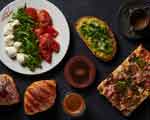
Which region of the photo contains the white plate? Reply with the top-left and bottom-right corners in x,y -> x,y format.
0,0 -> 70,75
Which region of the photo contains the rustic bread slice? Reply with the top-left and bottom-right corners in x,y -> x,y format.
0,74 -> 20,105
75,16 -> 117,61
24,80 -> 56,115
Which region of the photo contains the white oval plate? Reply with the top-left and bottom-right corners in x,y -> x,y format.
0,0 -> 70,75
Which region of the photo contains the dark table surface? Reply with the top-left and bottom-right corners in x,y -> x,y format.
0,0 -> 150,120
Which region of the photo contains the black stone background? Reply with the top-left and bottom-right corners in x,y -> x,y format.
0,0 -> 150,120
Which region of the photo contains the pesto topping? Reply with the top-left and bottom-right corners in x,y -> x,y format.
79,20 -> 113,55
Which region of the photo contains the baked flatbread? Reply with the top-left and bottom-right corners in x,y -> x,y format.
97,45 -> 150,116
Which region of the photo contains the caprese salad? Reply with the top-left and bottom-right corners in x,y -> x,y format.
4,6 -> 60,71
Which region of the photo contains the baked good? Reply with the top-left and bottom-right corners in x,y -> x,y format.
24,80 -> 56,115
0,74 -> 20,105
97,45 -> 150,116
75,16 -> 117,61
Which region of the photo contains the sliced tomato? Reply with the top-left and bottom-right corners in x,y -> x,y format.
51,40 -> 60,53
40,48 -> 52,63
37,10 -> 52,27
39,33 -> 52,44
38,32 -> 60,63
45,26 -> 58,37
34,27 -> 45,38
40,33 -> 52,39
39,33 -> 52,63
34,26 -> 58,38
25,7 -> 37,20
40,46 -> 53,63
39,34 -> 48,47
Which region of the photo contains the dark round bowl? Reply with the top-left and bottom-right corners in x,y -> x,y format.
129,8 -> 149,31
64,56 -> 96,89
117,0 -> 150,40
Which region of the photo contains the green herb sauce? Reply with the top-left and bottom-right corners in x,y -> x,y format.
79,20 -> 113,55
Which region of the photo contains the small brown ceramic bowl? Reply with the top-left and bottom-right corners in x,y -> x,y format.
64,56 -> 96,89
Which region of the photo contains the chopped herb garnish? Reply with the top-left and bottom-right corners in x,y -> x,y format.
131,56 -> 146,69
79,20 -> 113,55
116,79 -> 131,93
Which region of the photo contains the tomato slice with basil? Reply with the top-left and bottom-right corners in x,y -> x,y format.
25,7 -> 37,20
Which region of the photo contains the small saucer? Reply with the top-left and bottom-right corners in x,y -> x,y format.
117,0 -> 150,40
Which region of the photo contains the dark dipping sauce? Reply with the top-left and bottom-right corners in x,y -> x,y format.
64,56 -> 96,88
70,60 -> 89,84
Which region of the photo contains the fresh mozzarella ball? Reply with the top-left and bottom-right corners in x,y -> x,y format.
4,34 -> 14,46
5,47 -> 17,58
16,53 -> 27,64
3,23 -> 13,36
11,19 -> 20,26
14,42 -> 22,49
5,40 -> 14,46
5,34 -> 14,40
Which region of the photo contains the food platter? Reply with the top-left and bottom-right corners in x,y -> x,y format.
0,0 -> 150,120
0,0 -> 70,75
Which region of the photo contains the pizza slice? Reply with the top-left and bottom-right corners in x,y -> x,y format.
97,45 -> 150,116
0,74 -> 20,105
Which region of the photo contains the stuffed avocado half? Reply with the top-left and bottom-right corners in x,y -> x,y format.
75,16 -> 117,61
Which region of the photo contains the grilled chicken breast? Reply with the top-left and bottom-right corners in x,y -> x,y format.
24,80 -> 56,115
0,74 -> 20,105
